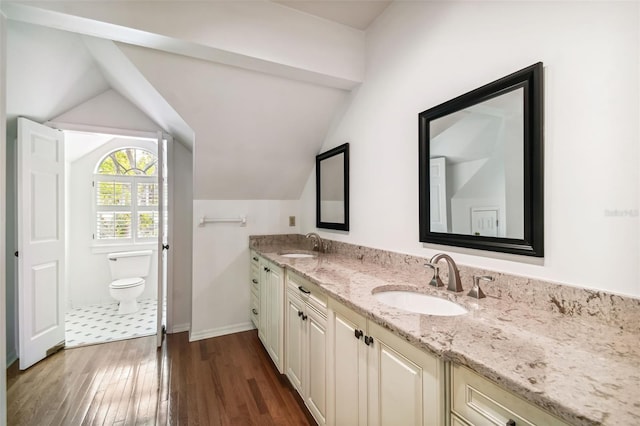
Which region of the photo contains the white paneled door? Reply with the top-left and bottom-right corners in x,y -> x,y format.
17,118 -> 65,370
429,157 -> 447,233
157,132 -> 174,347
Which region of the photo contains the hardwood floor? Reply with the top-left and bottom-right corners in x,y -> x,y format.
7,330 -> 313,425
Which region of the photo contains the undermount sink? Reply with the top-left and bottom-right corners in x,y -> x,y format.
373,290 -> 468,316
279,251 -> 316,259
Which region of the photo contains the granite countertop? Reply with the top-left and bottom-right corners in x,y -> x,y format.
251,242 -> 640,426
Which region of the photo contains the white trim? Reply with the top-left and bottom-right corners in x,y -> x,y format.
6,351 -> 17,369
0,12 -> 7,423
46,121 -> 160,140
91,242 -> 156,255
169,323 -> 191,334
188,322 -> 255,342
165,135 -> 175,334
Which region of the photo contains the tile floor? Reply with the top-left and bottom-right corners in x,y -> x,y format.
65,298 -> 158,348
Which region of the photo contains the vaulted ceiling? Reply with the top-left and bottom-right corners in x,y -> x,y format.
3,1 -> 389,199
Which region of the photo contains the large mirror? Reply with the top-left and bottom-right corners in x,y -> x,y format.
419,63 -> 543,257
316,143 -> 349,231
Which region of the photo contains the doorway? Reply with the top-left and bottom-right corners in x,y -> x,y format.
64,131 -> 165,348
14,119 -> 172,368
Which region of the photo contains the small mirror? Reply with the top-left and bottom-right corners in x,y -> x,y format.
316,143 -> 349,231
419,63 -> 543,256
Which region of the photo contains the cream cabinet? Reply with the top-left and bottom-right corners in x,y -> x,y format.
249,251 -> 260,329
451,364 -> 569,426
256,253 -> 284,373
285,272 -> 328,426
328,299 -> 444,426
328,299 -> 368,426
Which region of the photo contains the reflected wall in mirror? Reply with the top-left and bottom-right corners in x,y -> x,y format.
419,63 -> 543,257
316,143 -> 349,231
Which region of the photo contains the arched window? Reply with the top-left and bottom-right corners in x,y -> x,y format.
94,148 -> 159,243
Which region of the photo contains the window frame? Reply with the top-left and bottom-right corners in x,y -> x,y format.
92,148 -> 159,246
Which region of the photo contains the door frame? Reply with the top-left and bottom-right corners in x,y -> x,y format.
44,122 -> 175,337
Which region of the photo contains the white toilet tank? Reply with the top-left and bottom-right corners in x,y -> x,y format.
107,250 -> 153,279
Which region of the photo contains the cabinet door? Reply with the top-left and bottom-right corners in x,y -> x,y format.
328,301 -> 368,426
367,321 -> 442,426
305,307 -> 327,425
285,291 -> 305,395
266,264 -> 284,373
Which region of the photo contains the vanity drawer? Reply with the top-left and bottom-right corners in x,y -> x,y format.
287,271 -> 327,315
250,263 -> 260,295
250,250 -> 260,267
451,364 -> 568,426
250,292 -> 259,328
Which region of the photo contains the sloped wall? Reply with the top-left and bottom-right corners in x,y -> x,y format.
300,1 -> 640,297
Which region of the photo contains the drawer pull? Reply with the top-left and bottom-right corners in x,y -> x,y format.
252,308 -> 258,315
252,279 -> 258,284
298,310 -> 304,317
354,329 -> 363,339
364,336 -> 374,346
298,286 -> 311,294
506,421 -> 516,426
253,256 -> 259,261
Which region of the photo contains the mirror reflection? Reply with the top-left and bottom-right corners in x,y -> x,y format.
419,62 -> 544,257
320,154 -> 345,223
429,88 -> 524,238
316,143 -> 349,231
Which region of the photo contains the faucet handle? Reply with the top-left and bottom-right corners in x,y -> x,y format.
468,275 -> 493,299
424,263 -> 444,287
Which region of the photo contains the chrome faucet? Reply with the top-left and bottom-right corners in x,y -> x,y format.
424,263 -> 444,288
430,253 -> 463,292
305,232 -> 323,252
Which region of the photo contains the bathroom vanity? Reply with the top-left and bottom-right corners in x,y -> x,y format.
249,234 -> 640,426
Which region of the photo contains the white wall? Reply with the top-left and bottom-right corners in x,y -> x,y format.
190,199 -> 299,340
301,1 -> 640,297
119,42 -> 348,200
67,137 -> 159,307
1,9 -> 9,421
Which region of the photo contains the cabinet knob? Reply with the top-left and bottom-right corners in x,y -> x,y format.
302,314 -> 308,321
252,279 -> 258,284
364,336 -> 374,346
298,310 -> 304,317
253,256 -> 259,261
252,308 -> 258,315
354,329 -> 363,339
506,420 -> 516,426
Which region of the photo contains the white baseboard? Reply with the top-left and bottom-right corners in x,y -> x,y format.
169,323 -> 190,334
189,321 -> 255,342
6,350 -> 17,369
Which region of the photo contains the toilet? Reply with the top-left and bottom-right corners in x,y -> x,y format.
107,250 -> 152,315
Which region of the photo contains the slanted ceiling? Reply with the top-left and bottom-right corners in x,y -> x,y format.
4,4 -> 354,200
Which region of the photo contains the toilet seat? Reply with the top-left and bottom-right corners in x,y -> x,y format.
110,277 -> 144,289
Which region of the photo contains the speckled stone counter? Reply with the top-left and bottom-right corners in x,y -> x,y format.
250,234 -> 640,426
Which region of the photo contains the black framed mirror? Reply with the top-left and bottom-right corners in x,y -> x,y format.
316,143 -> 349,231
419,63 -> 543,257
